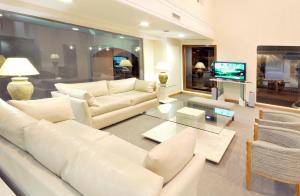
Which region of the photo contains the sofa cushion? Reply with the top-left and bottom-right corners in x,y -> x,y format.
144,128 -> 196,184
53,87 -> 96,106
92,135 -> 147,166
135,80 -> 156,93
9,97 -> 75,123
108,78 -> 136,94
55,80 -> 108,97
0,99 -> 37,150
62,147 -> 163,196
24,120 -> 82,176
116,91 -> 157,105
90,96 -> 131,116
55,120 -> 110,143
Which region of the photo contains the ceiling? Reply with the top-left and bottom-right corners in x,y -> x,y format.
12,0 -> 209,40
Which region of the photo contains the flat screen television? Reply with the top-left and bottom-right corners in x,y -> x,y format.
113,56 -> 128,67
213,61 -> 246,81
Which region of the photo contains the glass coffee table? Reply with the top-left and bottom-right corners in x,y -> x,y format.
145,100 -> 234,134
143,99 -> 236,163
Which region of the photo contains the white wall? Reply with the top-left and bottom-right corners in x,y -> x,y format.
212,0 -> 300,101
143,38 -> 182,94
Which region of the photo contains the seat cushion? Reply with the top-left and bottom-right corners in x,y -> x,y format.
144,128 -> 197,184
135,80 -> 156,93
62,147 -> 163,196
116,91 -> 157,105
92,135 -> 147,166
55,120 -> 110,143
55,80 -> 108,97
108,78 -> 136,94
9,97 -> 75,123
90,96 -> 131,116
24,120 -> 82,176
0,99 -> 37,150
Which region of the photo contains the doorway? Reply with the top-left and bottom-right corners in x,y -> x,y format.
183,45 -> 217,93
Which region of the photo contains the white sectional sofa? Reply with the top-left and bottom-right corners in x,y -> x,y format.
51,78 -> 159,129
0,97 -> 205,196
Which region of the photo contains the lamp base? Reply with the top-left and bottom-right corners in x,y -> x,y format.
7,77 -> 34,100
159,72 -> 168,86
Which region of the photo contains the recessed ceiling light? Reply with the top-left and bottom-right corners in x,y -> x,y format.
98,47 -> 102,51
140,21 -> 149,27
0,14 -> 3,17
119,36 -> 125,39
178,33 -> 185,38
69,45 -> 74,50
89,47 -> 93,51
72,27 -> 79,31
106,47 -> 110,51
60,0 -> 73,3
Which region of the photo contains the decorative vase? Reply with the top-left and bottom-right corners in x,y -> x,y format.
7,77 -> 34,100
159,72 -> 168,86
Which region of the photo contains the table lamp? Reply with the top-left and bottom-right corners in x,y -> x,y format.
0,58 -> 40,100
195,62 -> 206,78
156,61 -> 170,86
0,55 -> 5,67
120,59 -> 132,67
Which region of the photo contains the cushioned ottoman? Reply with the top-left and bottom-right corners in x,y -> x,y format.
176,107 -> 205,129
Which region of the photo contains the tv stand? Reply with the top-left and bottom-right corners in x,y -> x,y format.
210,79 -> 251,107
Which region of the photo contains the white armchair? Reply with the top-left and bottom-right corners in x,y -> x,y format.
256,110 -> 300,131
246,123 -> 300,196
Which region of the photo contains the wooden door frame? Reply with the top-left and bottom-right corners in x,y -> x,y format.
182,45 -> 217,93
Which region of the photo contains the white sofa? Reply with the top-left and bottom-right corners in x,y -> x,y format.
0,97 -> 205,196
51,78 -> 159,129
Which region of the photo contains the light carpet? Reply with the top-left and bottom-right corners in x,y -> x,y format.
104,94 -> 295,196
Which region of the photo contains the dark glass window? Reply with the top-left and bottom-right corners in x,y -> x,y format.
0,10 -> 143,100
257,46 -> 300,108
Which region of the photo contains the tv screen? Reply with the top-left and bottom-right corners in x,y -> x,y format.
213,61 -> 246,81
113,56 -> 128,67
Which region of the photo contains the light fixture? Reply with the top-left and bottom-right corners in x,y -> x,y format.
59,0 -> 73,3
0,58 -> 40,100
106,47 -> 110,51
140,21 -> 149,27
119,36 -> 125,39
69,45 -> 74,50
0,13 -> 3,17
98,47 -> 102,51
178,33 -> 185,38
72,27 -> 79,31
120,60 -> 132,67
89,47 -> 93,51
135,46 -> 141,52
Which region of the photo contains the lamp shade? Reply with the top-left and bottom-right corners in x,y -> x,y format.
120,59 -> 132,67
0,58 -> 39,76
195,62 -> 206,69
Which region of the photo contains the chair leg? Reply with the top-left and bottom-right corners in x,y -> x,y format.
246,140 -> 252,190
296,184 -> 300,196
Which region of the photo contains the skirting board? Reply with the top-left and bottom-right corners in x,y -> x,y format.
142,121 -> 235,163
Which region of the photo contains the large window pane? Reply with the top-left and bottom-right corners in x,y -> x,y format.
257,46 -> 300,107
0,10 -> 143,100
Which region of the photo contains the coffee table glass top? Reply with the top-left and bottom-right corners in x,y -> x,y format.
145,99 -> 234,134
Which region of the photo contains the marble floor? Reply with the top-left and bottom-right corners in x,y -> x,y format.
104,94 -> 296,196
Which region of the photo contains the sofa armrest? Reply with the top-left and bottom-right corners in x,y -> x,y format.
250,140 -> 300,183
160,154 -> 205,196
259,110 -> 300,121
255,125 -> 300,148
51,91 -> 92,126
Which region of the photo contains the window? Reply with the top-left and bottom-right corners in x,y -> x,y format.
0,10 -> 143,100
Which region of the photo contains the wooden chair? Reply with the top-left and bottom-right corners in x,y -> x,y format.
246,123 -> 300,196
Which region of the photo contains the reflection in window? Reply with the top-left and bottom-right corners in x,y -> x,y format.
257,46 -> 300,108
183,46 -> 216,92
0,10 -> 143,100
